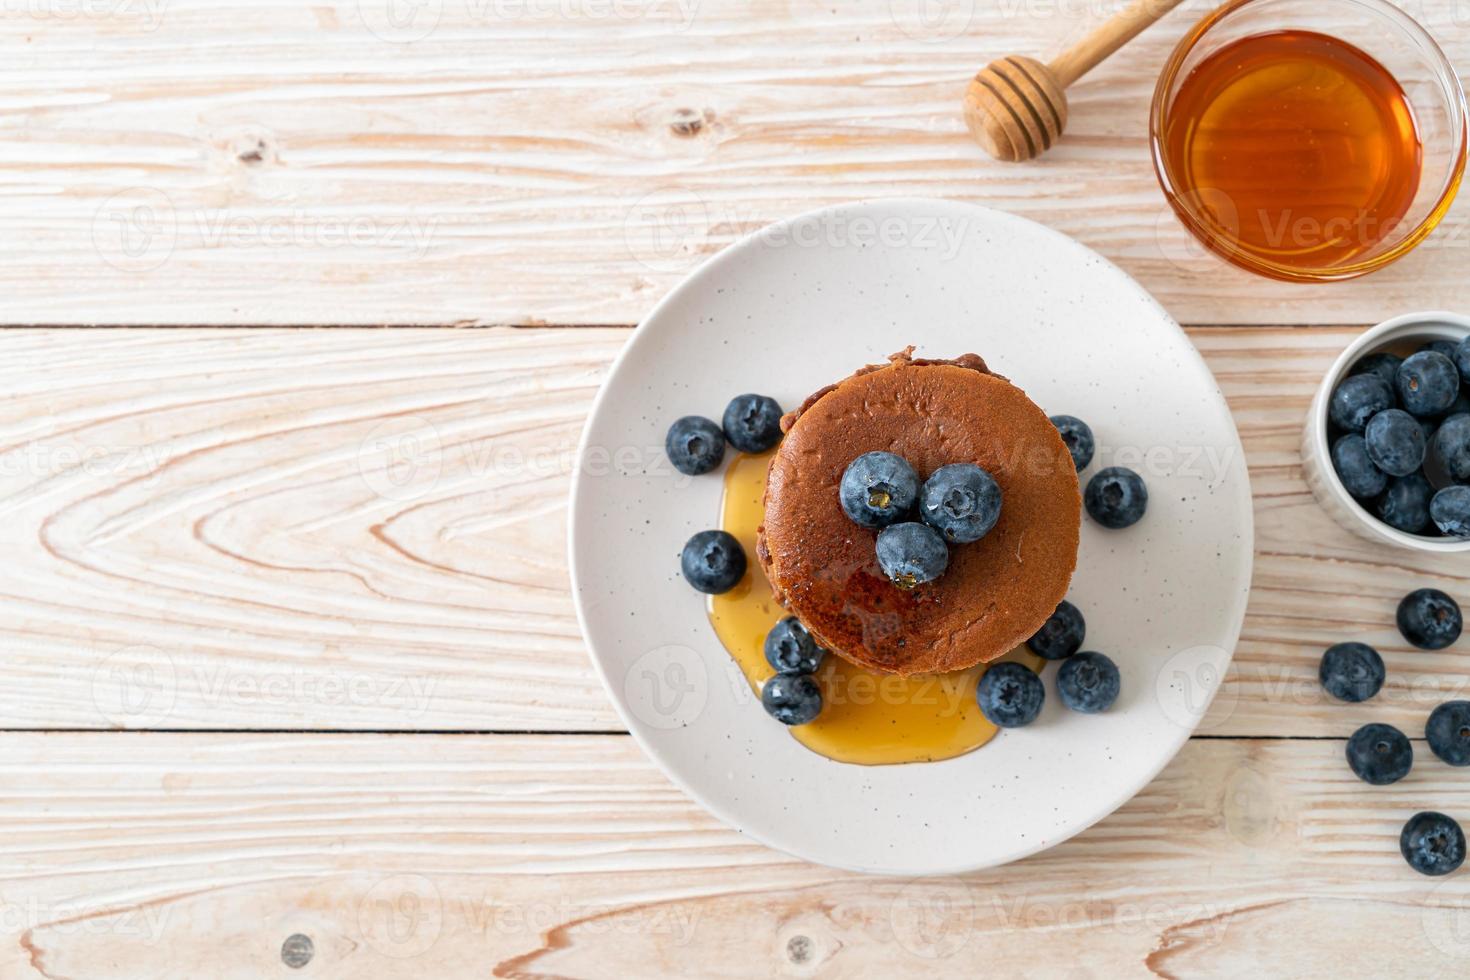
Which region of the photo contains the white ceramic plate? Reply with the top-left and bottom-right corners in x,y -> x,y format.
569,198 -> 1253,875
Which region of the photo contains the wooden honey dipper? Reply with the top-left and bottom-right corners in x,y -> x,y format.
964,0 -> 1186,161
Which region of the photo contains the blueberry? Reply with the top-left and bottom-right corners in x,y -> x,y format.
1056,651 -> 1120,714
976,661 -> 1044,728
1427,701 -> 1470,766
1364,408 -> 1426,477
1430,414 -> 1470,481
1431,485 -> 1470,538
665,416 -> 725,476
1397,351 -> 1461,418
839,451 -> 919,528
1376,473 -> 1433,534
1084,467 -> 1148,529
1397,588 -> 1462,650
1027,600 -> 1085,661
761,673 -> 822,725
722,394 -> 783,453
1454,336 -> 1470,384
1050,415 -> 1095,471
1345,723 -> 1413,785
1352,351 -> 1404,389
679,529 -> 746,594
875,521 -> 949,588
1400,811 -> 1466,877
1319,641 -> 1384,703
764,616 -> 826,675
918,463 -> 1002,544
1329,373 -> 1395,433
1330,434 -> 1387,499
1423,339 -> 1460,360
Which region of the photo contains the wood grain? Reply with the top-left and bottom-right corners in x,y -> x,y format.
2,0 -> 1468,326
0,327 -> 625,730
2,733 -> 1468,978
0,325 -> 1464,736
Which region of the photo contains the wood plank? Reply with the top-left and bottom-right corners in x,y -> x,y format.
3,1 -> 1468,326
1,326 -> 1465,734
2,733 -> 1468,979
0,327 -> 625,730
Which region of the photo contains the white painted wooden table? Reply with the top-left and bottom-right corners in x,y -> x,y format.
5,1 -> 1470,976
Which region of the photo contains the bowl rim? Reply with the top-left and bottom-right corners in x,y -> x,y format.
1149,0 -> 1469,283
1307,310 -> 1470,552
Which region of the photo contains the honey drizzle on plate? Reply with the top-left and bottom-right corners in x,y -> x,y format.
707,450 -> 1041,766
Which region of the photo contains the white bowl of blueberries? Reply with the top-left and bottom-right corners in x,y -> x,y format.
1304,310 -> 1470,551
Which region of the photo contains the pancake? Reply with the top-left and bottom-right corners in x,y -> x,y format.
756,348 -> 1080,675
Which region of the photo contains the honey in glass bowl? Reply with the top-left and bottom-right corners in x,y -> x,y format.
1160,30 -> 1421,271
1150,0 -> 1467,283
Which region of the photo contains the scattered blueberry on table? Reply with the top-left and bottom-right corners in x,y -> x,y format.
722,393 -> 783,453
1330,434 -> 1387,499
1316,586 -> 1470,873
761,673 -> 823,726
1400,811 -> 1466,877
976,662 -> 1045,728
1430,485 -> 1470,538
1049,414 -> 1095,471
1364,408 -> 1425,477
918,463 -> 1002,544
1319,641 -> 1385,703
1397,350 -> 1460,417
1426,701 -> 1470,767
839,451 -> 920,528
1056,651 -> 1120,714
764,616 -> 826,675
1396,588 -> 1462,650
1084,466 -> 1148,529
1345,723 -> 1412,785
665,415 -> 725,475
1329,373 -> 1395,433
875,521 -> 949,588
1027,600 -> 1085,661
679,529 -> 747,594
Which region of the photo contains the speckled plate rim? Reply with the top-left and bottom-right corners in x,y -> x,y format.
568,197 -> 1254,876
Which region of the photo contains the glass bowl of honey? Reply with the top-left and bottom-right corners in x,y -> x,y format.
1150,0 -> 1467,282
